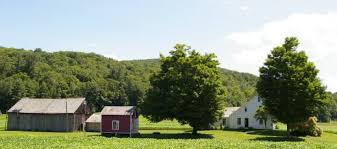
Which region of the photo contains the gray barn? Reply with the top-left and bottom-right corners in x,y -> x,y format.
7,98 -> 90,132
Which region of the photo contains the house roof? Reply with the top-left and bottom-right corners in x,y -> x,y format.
223,107 -> 240,117
85,113 -> 101,123
101,106 -> 136,115
7,97 -> 85,114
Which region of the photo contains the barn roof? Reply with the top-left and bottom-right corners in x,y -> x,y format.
7,98 -> 85,114
101,106 -> 136,115
223,107 -> 240,117
86,113 -> 101,123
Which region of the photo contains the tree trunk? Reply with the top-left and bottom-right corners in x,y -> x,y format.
287,123 -> 291,137
192,127 -> 198,135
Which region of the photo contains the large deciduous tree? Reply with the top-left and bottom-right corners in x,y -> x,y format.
257,37 -> 327,135
142,44 -> 225,134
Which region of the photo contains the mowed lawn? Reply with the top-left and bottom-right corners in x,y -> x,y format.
0,115 -> 336,148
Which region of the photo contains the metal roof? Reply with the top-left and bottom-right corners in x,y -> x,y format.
85,113 -> 101,123
101,106 -> 136,115
7,97 -> 85,114
223,107 -> 240,117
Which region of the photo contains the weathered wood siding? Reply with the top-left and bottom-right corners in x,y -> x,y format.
7,113 -> 84,131
85,122 -> 101,132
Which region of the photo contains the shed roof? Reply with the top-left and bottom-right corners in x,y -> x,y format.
101,106 -> 136,115
86,113 -> 101,123
223,107 -> 240,117
7,98 -> 85,114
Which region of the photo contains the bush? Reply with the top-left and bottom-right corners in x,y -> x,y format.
290,117 -> 322,137
275,124 -> 280,130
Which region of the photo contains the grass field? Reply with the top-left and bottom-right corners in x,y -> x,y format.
0,114 -> 336,148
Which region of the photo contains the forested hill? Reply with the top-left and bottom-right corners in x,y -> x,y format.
0,47 -> 258,112
123,59 -> 258,106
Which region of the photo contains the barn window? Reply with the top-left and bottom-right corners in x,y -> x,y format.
259,119 -> 263,125
112,120 -> 119,130
237,118 -> 241,125
244,107 -> 247,112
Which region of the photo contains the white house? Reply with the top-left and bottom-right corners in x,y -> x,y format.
223,96 -> 275,129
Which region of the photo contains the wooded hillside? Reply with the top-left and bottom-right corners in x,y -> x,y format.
0,47 -> 258,112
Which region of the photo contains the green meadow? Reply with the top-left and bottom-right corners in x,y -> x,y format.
0,115 -> 336,148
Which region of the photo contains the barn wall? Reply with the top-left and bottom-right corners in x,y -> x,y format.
85,122 -> 100,132
7,113 -> 84,131
73,114 -> 86,131
101,115 -> 130,133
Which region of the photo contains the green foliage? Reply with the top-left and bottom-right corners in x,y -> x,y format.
317,92 -> 337,122
257,37 -> 328,132
0,48 -> 146,112
254,106 -> 269,128
0,46 -> 258,113
142,44 -> 225,134
220,69 -> 258,106
290,117 -> 322,137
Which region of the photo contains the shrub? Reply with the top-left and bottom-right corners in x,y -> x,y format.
275,124 -> 280,130
290,117 -> 322,137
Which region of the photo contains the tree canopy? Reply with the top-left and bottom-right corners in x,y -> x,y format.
256,37 -> 328,134
0,47 -> 258,113
142,44 -> 225,134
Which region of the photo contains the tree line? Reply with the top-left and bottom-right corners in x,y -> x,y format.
0,47 -> 257,113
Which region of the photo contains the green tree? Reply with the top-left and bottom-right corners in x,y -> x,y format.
142,44 -> 225,134
257,37 -> 327,136
254,106 -> 269,128
0,46 -> 257,114
318,92 -> 337,121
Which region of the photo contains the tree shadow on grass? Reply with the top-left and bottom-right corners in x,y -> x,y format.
246,130 -> 287,137
135,133 -> 213,139
250,136 -> 305,142
223,129 -> 304,142
99,132 -> 213,139
223,129 -> 286,136
325,130 -> 337,135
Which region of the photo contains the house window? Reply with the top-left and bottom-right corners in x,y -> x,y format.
223,118 -> 226,126
112,120 -> 119,130
259,119 -> 263,125
237,118 -> 241,125
244,107 -> 247,112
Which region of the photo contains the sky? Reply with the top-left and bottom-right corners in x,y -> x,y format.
0,0 -> 337,92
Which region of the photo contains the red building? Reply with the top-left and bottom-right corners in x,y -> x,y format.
101,106 -> 139,136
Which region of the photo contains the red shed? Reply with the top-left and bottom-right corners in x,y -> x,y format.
101,106 -> 139,136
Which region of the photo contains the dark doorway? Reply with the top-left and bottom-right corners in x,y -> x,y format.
245,118 -> 249,128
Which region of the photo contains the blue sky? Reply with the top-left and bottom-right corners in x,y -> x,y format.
1,0 -> 337,92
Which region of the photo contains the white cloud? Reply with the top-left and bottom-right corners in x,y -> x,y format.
239,5 -> 249,11
224,12 -> 337,92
